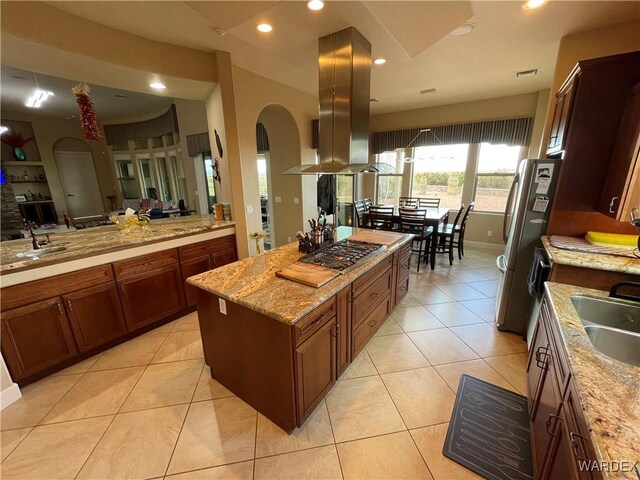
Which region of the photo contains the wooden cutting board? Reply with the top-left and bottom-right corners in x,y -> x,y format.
276,262 -> 340,288
348,230 -> 404,246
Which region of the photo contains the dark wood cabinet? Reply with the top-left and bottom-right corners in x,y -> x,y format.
294,314 -> 337,424
598,77 -> 640,220
181,255 -> 212,307
547,76 -> 577,156
63,283 -> 127,352
1,297 -> 78,380
213,247 -> 237,267
392,244 -> 411,307
118,263 -> 186,332
527,296 -> 601,480
336,287 -> 352,377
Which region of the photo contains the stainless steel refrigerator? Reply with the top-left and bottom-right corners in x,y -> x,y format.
495,158 -> 562,336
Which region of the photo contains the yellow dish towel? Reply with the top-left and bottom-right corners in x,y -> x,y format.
585,231 -> 639,247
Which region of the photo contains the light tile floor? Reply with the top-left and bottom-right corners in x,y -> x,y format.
0,247 -> 529,480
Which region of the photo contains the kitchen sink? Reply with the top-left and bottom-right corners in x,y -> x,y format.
583,325 -> 640,367
570,294 -> 640,366
17,246 -> 67,258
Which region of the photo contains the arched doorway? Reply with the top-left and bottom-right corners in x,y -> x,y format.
53,137 -> 104,218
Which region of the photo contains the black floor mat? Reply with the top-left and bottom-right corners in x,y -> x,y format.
443,374 -> 533,480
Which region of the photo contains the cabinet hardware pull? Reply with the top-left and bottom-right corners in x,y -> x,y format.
545,414 -> 562,436
120,284 -> 126,296
331,323 -> 340,337
370,292 -> 380,300
369,320 -> 378,327
569,432 -> 589,461
57,302 -> 64,316
304,313 -> 325,332
67,300 -> 73,312
535,346 -> 550,369
609,196 -> 619,214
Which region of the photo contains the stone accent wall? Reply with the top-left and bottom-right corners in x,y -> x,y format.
1,169 -> 23,231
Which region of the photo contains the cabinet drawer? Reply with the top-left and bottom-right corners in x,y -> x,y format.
352,255 -> 393,297
114,249 -> 179,279
352,268 -> 392,330
178,235 -> 236,262
397,251 -> 411,281
294,297 -> 336,347
1,265 -> 114,311
352,297 -> 391,357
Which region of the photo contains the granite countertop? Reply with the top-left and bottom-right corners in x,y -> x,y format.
188,227 -> 413,325
544,282 -> 639,475
541,236 -> 640,275
0,216 -> 235,274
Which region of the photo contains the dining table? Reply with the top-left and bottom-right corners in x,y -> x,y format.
362,206 -> 450,270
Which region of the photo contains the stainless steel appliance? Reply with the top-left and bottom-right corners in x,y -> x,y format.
495,158 -> 563,336
298,239 -> 383,271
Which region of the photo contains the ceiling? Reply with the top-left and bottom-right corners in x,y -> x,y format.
0,66 -> 174,122
25,1 -> 640,114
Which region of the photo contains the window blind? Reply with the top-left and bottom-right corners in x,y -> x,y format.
370,117 -> 533,154
104,105 -> 179,145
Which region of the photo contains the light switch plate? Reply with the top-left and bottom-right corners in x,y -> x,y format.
219,298 -> 227,315
275,196 -> 282,203
293,197 -> 300,204
246,205 -> 254,214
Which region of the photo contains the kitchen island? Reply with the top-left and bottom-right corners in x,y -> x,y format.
0,216 -> 236,385
188,227 -> 413,432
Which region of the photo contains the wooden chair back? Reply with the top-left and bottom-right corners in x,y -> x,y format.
417,197 -> 441,209
399,197 -> 418,208
399,208 -> 427,237
368,205 -> 394,230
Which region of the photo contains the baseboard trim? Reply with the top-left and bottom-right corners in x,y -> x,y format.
1,383 -> 22,410
464,240 -> 504,252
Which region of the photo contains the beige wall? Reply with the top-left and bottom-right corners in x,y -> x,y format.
231,66 -> 318,254
1,111 -> 115,220
541,20 -> 640,149
0,357 -> 13,392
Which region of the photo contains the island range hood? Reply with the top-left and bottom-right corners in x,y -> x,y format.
283,27 -> 394,175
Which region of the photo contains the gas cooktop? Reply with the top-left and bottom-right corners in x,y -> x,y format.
298,239 -> 384,271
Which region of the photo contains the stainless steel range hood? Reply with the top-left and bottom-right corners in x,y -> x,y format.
284,27 -> 394,175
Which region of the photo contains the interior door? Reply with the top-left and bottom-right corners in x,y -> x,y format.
55,151 -> 104,218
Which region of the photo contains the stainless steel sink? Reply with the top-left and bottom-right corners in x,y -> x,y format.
570,294 -> 640,366
583,325 -> 640,367
570,295 -> 640,333
16,246 -> 67,258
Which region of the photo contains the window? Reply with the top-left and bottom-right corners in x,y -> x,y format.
376,151 -> 404,205
155,155 -> 173,201
473,143 -> 523,212
170,153 -> 187,202
257,154 -> 268,197
115,157 -> 139,199
138,156 -> 157,199
410,144 -> 469,209
203,152 -> 217,212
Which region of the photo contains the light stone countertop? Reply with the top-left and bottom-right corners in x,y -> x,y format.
0,216 -> 235,274
544,282 -> 639,476
541,236 -> 640,275
188,227 -> 413,325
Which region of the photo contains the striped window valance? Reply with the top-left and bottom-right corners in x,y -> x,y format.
370,117 -> 533,154
256,123 -> 270,152
104,105 -> 179,145
186,132 -> 211,157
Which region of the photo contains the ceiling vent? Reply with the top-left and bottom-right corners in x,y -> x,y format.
515,69 -> 539,78
370,98 -> 379,103
113,94 -> 129,99
420,88 -> 437,95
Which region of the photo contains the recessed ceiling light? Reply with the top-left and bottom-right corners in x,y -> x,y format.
448,23 -> 475,37
149,82 -> 166,90
25,89 -> 54,108
212,26 -> 228,36
523,0 -> 548,9
307,0 -> 324,11
257,23 -> 273,33
374,58 -> 386,65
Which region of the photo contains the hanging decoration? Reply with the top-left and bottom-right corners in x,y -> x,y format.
213,129 -> 223,183
72,82 -> 103,141
1,131 -> 34,161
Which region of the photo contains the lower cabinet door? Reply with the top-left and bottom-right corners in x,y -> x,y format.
181,255 -> 212,307
295,316 -> 337,424
63,283 -> 127,352
213,248 -> 237,268
543,407 -> 579,480
395,274 -> 410,306
1,297 -> 78,381
118,264 -> 186,331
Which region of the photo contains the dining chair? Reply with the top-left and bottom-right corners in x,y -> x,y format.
399,197 -> 418,208
354,200 -> 367,227
363,198 -> 373,211
367,205 -> 395,231
398,208 -> 432,272
447,202 -> 474,258
434,204 -> 465,265
417,197 -> 441,209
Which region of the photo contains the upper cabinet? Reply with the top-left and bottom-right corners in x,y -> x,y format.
546,74 -> 578,157
597,76 -> 640,220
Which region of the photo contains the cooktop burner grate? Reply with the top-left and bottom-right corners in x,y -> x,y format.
298,240 -> 384,271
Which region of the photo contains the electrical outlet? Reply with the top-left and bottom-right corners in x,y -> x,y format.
487,230 -> 493,237
275,196 -> 282,203
246,205 -> 254,214
288,236 -> 292,242
219,298 -> 227,315
293,197 -> 300,204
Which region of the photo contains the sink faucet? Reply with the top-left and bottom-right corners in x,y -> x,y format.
24,221 -> 50,250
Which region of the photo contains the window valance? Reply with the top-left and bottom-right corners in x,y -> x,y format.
104,105 -> 179,145
256,123 -> 270,152
370,117 -> 533,154
186,132 -> 211,157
